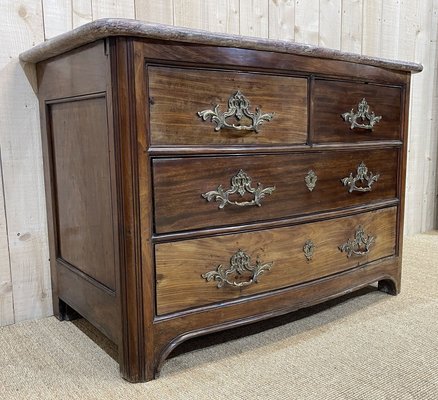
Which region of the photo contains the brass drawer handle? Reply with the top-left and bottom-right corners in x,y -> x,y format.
202,169 -> 275,209
197,91 -> 274,132
339,226 -> 375,257
342,98 -> 382,130
341,162 -> 380,193
202,249 -> 273,288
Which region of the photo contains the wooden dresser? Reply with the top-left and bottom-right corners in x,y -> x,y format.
20,19 -> 422,382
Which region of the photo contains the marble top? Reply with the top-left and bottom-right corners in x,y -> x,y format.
19,18 -> 422,72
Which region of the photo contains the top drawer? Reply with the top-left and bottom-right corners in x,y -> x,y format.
312,80 -> 402,143
148,66 -> 308,146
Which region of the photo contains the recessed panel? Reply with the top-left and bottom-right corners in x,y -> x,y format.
50,97 -> 115,290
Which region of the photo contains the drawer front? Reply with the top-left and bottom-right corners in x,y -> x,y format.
148,66 -> 307,145
312,80 -> 402,143
153,148 -> 398,233
155,207 -> 397,315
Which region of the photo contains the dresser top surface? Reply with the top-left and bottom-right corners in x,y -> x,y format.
19,18 -> 422,72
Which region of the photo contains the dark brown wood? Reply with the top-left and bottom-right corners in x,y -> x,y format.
148,66 -> 307,145
156,207 -> 397,314
26,23 -> 417,383
138,41 -> 410,85
312,79 -> 402,143
19,19 -> 422,73
49,96 -> 116,289
153,148 -> 399,233
152,256 -> 401,375
111,37 -> 146,382
37,41 -> 108,99
57,260 -> 119,342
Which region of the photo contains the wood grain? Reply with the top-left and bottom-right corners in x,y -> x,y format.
153,255 -> 401,373
0,0 -> 52,324
72,0 -> 93,28
37,41 -> 108,99
319,0 -> 341,49
138,41 -> 408,86
49,97 -> 116,290
295,0 -> 319,45
148,66 -> 308,145
155,207 -> 397,315
0,153 -> 14,326
312,79 -> 402,143
42,0 -> 73,39
239,0 -> 269,38
135,0 -> 173,25
268,0 -> 295,41
152,148 -> 399,233
341,0 -> 363,54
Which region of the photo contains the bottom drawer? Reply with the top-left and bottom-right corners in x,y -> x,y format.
155,207 -> 397,315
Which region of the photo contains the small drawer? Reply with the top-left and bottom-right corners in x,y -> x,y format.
155,207 -> 397,315
312,79 -> 402,143
152,148 -> 398,234
148,66 -> 307,145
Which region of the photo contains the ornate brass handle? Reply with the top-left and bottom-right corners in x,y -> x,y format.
202,169 -> 275,209
197,91 -> 274,132
339,226 -> 375,257
342,98 -> 382,130
341,162 -> 380,193
202,249 -> 273,288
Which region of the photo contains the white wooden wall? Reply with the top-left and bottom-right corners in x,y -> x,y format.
0,0 -> 436,326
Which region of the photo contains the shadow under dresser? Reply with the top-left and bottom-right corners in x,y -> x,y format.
19,19 -> 422,382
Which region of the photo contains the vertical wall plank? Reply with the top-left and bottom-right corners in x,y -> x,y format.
341,0 -> 363,53
405,0 -> 433,235
295,0 -> 319,45
319,0 -> 341,49
42,0 -> 72,39
173,0 -> 238,33
268,0 -> 295,41
397,0 -> 418,61
380,0 -> 401,59
0,152 -> 14,326
240,0 -> 269,37
92,0 -> 135,19
0,0 -> 51,324
135,0 -> 174,24
173,0 -> 202,28
420,0 -> 438,232
72,0 -> 92,28
362,0 -> 382,57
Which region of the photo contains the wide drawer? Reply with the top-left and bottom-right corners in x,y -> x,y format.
152,148 -> 398,233
155,207 -> 397,315
312,79 -> 402,143
148,66 -> 307,145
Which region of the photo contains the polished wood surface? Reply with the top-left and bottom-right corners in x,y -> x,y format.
312,79 -> 402,143
153,148 -> 398,233
37,41 -> 108,99
152,255 -> 401,375
148,66 -> 307,145
33,31 -> 414,383
138,41 -> 408,85
156,207 -> 397,314
50,96 -> 116,290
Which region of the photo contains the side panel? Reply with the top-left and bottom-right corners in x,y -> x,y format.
37,40 -> 121,343
49,96 -> 116,290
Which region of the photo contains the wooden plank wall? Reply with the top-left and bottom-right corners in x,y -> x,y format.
0,0 -> 436,326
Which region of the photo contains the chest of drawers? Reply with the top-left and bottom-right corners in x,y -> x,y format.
20,19 -> 422,382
